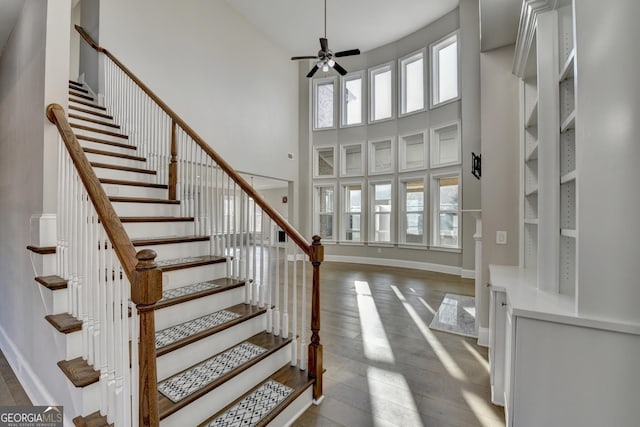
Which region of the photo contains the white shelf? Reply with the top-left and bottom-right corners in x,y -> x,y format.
526,100 -> 539,128
560,170 -> 577,184
561,228 -> 577,238
526,143 -> 539,161
560,110 -> 576,133
559,49 -> 575,82
525,186 -> 539,197
525,218 -> 539,225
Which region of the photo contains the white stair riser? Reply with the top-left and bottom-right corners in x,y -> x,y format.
73,128 -> 129,144
69,119 -> 121,134
92,167 -> 157,183
53,288 -> 68,314
68,108 -> 114,122
159,342 -> 291,427
123,221 -> 195,239
156,314 -> 267,380
65,330 -> 83,360
69,98 -> 104,111
103,183 -> 168,199
135,240 -> 210,261
274,386 -> 313,427
85,152 -> 148,169
80,381 -> 101,415
154,286 -> 245,330
78,140 -> 136,155
161,262 -> 227,290
111,202 -> 180,217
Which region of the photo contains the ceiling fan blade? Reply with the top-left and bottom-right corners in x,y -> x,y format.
306,65 -> 320,78
335,48 -> 361,58
332,61 -> 347,76
320,37 -> 329,52
291,56 -> 318,60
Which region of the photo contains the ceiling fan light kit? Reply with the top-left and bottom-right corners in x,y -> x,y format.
291,0 -> 361,78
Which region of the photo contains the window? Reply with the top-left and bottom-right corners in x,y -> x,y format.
430,121 -> 461,168
341,72 -> 364,127
369,138 -> 395,175
431,32 -> 459,107
399,50 -> 425,115
313,78 -> 336,129
340,143 -> 364,177
399,132 -> 427,171
314,184 -> 336,240
314,146 -> 336,178
400,178 -> 426,245
431,173 -> 460,248
341,182 -> 363,242
369,63 -> 394,122
369,181 -> 393,243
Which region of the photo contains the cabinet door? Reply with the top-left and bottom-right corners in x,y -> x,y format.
489,290 -> 507,406
504,308 -> 514,426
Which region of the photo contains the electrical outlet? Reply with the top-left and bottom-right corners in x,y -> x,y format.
496,231 -> 507,245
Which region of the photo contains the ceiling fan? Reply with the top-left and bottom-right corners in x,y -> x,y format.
291,0 -> 361,78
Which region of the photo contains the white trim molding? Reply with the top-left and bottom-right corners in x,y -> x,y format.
461,269 -> 476,279
477,326 -> 490,347
325,254 -> 464,277
512,0 -> 556,77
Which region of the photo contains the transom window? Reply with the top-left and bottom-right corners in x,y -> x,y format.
431,32 -> 459,107
369,63 -> 394,122
313,78 -> 336,129
400,50 -> 425,115
341,73 -> 363,127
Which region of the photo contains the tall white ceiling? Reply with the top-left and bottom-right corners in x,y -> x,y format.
224,0 -> 459,55
0,0 -> 24,58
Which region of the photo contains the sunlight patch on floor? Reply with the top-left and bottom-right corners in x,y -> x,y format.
417,296 -> 436,315
355,281 -> 395,364
462,340 -> 490,373
462,388 -> 504,426
390,285 -> 467,381
367,366 -> 424,427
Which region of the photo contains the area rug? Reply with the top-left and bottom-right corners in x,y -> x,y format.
429,293 -> 477,338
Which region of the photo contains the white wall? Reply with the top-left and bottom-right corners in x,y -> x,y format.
479,45 -> 520,328
0,0 -> 77,417
99,0 -> 299,184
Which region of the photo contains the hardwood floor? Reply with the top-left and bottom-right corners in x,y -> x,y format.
0,261 -> 504,426
293,262 -> 505,427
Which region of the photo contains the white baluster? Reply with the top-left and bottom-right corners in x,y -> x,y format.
291,246 -> 298,366
274,226 -> 280,336
300,254 -> 307,370
265,217 -> 273,333
259,210 -> 265,309
283,239 -> 289,339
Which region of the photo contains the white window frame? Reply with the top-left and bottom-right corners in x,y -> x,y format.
313,76 -> 337,130
340,71 -> 365,128
340,180 -> 365,243
398,131 -> 428,172
398,48 -> 426,116
313,145 -> 337,178
430,31 -> 460,109
398,175 -> 428,246
430,170 -> 462,250
340,142 -> 365,177
430,120 -> 461,168
368,178 -> 395,245
368,137 -> 396,176
368,61 -> 396,123
313,182 -> 337,242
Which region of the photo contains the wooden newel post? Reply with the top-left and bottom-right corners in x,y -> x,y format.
168,120 -> 178,200
307,235 -> 324,401
131,249 -> 162,427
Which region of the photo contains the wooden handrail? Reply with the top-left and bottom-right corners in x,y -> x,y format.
75,25 -> 311,254
47,104 -> 138,276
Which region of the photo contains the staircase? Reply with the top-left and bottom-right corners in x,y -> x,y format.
33,26 -> 324,427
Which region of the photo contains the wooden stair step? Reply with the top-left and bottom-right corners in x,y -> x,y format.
71,123 -> 128,139
157,277 -> 243,310
84,147 -> 146,162
68,85 -> 88,94
198,365 -> 314,427
132,235 -> 209,246
76,134 -> 135,150
108,196 -> 180,204
99,178 -> 166,189
35,275 -> 67,290
68,98 -> 107,111
156,255 -> 226,272
69,113 -> 120,129
58,357 -> 99,387
69,90 -> 94,101
158,332 -> 292,420
90,162 -> 155,175
73,411 -> 112,427
156,303 -> 262,356
26,245 -> 56,255
120,216 -> 193,223
45,313 -> 82,334
69,105 -> 113,120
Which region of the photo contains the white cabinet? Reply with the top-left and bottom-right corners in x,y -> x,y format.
488,288 -> 506,406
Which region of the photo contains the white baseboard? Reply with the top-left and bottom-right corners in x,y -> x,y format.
461,269 -> 476,279
324,255 -> 463,277
477,327 -> 489,347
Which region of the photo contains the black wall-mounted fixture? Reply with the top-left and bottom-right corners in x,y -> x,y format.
472,152 -> 481,180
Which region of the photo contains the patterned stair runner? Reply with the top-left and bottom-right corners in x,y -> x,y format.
155,310 -> 241,349
160,281 -> 222,302
158,342 -> 267,403
203,380 -> 293,427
